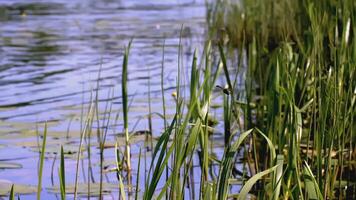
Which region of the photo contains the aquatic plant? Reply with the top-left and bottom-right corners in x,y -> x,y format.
208,0 -> 356,199
4,1 -> 356,199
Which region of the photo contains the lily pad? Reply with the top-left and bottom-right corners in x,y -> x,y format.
47,182 -> 119,196
0,180 -> 36,196
0,162 -> 22,169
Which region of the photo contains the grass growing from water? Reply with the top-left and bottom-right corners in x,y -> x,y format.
5,1 -> 355,199
207,0 -> 355,199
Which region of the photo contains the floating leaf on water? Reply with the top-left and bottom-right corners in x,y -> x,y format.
47,130 -> 82,138
29,144 -> 86,159
0,180 -> 36,196
47,182 -> 119,196
0,107 -> 17,111
16,139 -> 66,148
0,121 -> 34,130
0,162 -> 22,169
0,131 -> 36,140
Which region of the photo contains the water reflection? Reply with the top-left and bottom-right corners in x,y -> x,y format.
0,0 -> 205,118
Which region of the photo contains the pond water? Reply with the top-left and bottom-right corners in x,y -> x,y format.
0,0 -> 223,199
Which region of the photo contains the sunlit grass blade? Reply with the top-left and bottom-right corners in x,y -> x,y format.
59,145 -> 66,200
238,164 -> 280,200
217,129 -> 253,199
114,141 -> 126,200
135,148 -> 142,200
303,161 -> 323,200
118,174 -> 126,200
272,155 -> 284,200
144,115 -> 177,200
9,184 -> 14,200
74,97 -> 94,200
37,122 -> 47,200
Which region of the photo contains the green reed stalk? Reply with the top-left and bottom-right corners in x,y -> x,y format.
160,39 -> 169,200
37,123 -> 47,200
74,98 -> 95,200
95,64 -> 102,199
115,141 -> 126,200
59,145 -> 66,200
135,148 -> 142,200
9,184 -> 14,200
170,25 -> 184,199
122,40 -> 132,178
207,0 -> 355,199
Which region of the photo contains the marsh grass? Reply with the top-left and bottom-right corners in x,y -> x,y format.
6,1 -> 356,199
59,145 -> 66,200
122,40 -> 132,179
207,0 -> 356,199
37,123 -> 47,200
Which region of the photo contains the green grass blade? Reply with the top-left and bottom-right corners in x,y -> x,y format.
114,141 -> 126,200
272,155 -> 284,200
59,145 -> 66,200
303,161 -> 323,200
218,44 -> 233,95
122,40 -> 133,174
135,148 -> 142,200
74,98 -> 94,200
9,184 -> 14,200
238,164 -> 280,200
255,128 -> 276,163
144,115 -> 177,200
122,39 -> 132,130
118,173 -> 126,200
37,123 -> 47,200
217,129 -> 253,199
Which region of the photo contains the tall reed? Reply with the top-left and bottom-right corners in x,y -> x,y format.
122,40 -> 132,178
208,0 -> 356,199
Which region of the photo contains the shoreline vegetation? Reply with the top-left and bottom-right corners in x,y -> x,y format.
207,0 -> 355,199
3,0 -> 356,199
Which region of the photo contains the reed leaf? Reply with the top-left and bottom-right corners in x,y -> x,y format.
37,123 -> 47,200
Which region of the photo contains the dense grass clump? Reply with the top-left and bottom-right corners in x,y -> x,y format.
206,0 -> 356,199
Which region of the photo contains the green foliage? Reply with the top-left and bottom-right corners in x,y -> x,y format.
59,145 -> 66,200
37,123 -> 47,200
11,2 -> 354,199
208,0 -> 356,199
